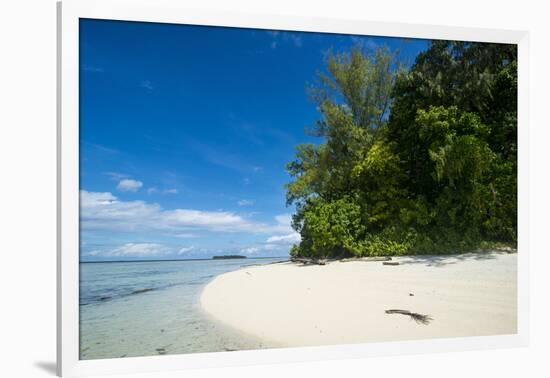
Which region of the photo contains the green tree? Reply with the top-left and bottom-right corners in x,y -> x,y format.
388,41 -> 517,245
293,197 -> 365,259
286,46 -> 403,257
286,41 -> 517,258
415,106 -> 494,233
388,41 -> 517,197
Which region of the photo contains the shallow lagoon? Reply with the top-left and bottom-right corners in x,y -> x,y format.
79,258 -> 284,359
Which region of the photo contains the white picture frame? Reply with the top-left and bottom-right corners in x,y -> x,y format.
57,0 -> 530,376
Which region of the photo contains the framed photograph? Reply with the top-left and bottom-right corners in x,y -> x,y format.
57,0 -> 529,376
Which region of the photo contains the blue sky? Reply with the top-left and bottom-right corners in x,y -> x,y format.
79,18 -> 429,261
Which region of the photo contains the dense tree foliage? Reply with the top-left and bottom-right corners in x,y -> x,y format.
286,42 -> 517,258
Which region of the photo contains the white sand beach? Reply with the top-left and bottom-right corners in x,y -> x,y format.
200,251 -> 517,347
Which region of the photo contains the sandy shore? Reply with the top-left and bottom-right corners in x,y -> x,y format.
200,251 -> 517,347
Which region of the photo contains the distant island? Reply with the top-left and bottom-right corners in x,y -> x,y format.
212,255 -> 247,260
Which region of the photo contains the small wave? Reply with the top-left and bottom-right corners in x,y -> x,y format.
131,288 -> 154,295
82,268 -> 243,306
82,287 -> 156,305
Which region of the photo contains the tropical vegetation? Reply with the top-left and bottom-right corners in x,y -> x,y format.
286,41 -> 517,258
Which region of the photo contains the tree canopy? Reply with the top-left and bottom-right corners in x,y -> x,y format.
286,41 -> 517,258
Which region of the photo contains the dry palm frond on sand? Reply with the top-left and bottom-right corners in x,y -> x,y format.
385,309 -> 433,325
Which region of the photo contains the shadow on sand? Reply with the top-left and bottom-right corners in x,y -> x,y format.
399,250 -> 513,268
287,250 -> 514,268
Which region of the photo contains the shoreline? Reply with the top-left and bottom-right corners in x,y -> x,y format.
200,251 -> 517,347
79,257 -> 286,359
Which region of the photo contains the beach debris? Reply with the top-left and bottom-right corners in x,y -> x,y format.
496,246 -> 516,254
340,256 -> 392,262
385,309 -> 433,325
383,261 -> 400,266
131,288 -> 154,295
224,348 -> 237,352
155,347 -> 166,355
246,271 -> 251,275
409,293 -> 414,296
98,296 -> 112,301
291,257 -> 327,265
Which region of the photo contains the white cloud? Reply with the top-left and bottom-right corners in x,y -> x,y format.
117,179 -> 143,192
266,232 -> 301,244
270,214 -> 297,233
238,199 -> 255,206
80,191 -> 291,234
147,187 -> 177,195
238,241 -> 290,256
275,214 -> 292,226
140,80 -> 154,90
178,246 -> 195,255
82,242 -> 200,258
105,172 -> 130,181
81,191 -> 117,205
106,243 -> 169,257
240,247 -> 259,254
163,208 -> 249,229
174,233 -> 197,238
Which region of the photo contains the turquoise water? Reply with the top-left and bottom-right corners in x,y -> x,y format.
79,258 -> 285,360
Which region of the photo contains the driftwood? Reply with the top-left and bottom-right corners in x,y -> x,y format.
291,257 -> 327,265
385,309 -> 433,325
495,246 -> 517,254
291,256 -> 395,265
267,259 -> 291,264
382,261 -> 400,266
339,256 -> 392,263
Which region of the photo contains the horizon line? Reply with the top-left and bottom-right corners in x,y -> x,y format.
80,256 -> 289,264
